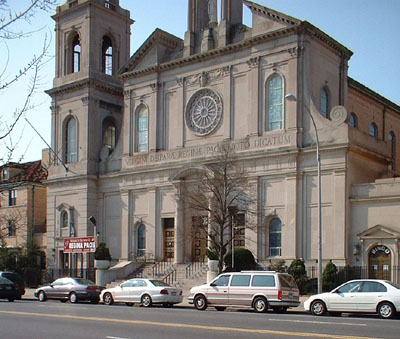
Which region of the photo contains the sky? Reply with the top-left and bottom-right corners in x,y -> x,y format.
1,0 -> 399,163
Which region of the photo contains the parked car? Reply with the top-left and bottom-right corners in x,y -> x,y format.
304,279 -> 400,319
0,277 -> 22,302
100,278 -> 183,307
0,272 -> 25,300
188,271 -> 300,312
34,277 -> 104,304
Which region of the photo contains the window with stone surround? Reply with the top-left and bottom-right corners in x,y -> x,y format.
102,36 -> 113,75
349,112 -> 358,128
269,217 -> 282,257
65,116 -> 78,163
266,74 -> 284,131
369,122 -> 378,139
72,34 -> 81,73
320,87 -> 329,118
136,105 -> 149,153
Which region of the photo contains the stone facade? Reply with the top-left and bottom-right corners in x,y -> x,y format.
45,0 -> 400,281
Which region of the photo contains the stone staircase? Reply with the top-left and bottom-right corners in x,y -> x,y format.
106,261 -> 209,296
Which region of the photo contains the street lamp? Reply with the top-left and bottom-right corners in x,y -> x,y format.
285,94 -> 323,294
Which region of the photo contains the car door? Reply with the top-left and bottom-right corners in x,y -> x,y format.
228,274 -> 252,307
328,281 -> 362,312
47,279 -> 65,299
357,281 -> 387,312
207,275 -> 230,306
116,280 -> 135,302
132,279 -> 148,303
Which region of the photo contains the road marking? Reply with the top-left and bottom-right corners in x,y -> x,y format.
106,337 -> 131,339
0,311 -> 381,339
268,318 -> 367,327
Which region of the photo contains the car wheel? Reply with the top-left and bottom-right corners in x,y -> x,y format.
69,292 -> 78,304
194,295 -> 207,311
310,300 -> 326,316
125,302 -> 134,307
378,302 -> 395,319
60,299 -> 67,303
253,297 -> 268,313
38,291 -> 47,302
8,298 -> 15,302
215,307 -> 226,312
141,294 -> 152,307
103,292 -> 114,305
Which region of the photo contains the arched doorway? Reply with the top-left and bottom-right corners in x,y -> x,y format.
368,245 -> 391,280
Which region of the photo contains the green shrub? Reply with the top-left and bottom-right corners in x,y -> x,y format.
224,248 -> 256,271
267,259 -> 287,273
94,243 -> 112,261
323,260 -> 337,292
287,259 -> 308,294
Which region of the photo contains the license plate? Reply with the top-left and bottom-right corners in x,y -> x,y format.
6,286 -> 11,290
171,292 -> 176,296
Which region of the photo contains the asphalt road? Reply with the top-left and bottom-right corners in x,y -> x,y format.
0,299 -> 399,339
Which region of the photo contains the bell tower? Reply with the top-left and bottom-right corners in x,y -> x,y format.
48,0 -> 133,175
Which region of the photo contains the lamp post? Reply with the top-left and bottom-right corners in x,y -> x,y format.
285,94 -> 323,294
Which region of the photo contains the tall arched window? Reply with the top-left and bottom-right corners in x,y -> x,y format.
389,131 -> 396,170
72,34 -> 81,73
320,87 -> 329,118
65,117 -> 78,163
61,211 -> 68,229
136,106 -> 149,152
269,217 -> 282,257
102,36 -> 113,75
349,112 -> 358,128
103,118 -> 116,152
137,224 -> 146,257
369,122 -> 378,139
267,75 -> 283,131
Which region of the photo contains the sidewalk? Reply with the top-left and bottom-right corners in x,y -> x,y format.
23,288 -> 307,311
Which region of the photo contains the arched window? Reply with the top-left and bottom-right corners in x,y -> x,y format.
349,112 -> 358,128
389,131 -> 396,170
136,106 -> 149,153
72,34 -> 81,73
103,118 -> 116,152
61,211 -> 68,228
320,87 -> 329,118
369,122 -> 378,139
269,217 -> 282,257
137,224 -> 146,257
102,36 -> 113,75
267,75 -> 283,131
65,117 -> 78,163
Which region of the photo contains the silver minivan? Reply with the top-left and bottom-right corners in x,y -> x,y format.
188,271 -> 300,313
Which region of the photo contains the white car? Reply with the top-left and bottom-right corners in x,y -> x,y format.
100,278 -> 183,308
304,279 -> 400,319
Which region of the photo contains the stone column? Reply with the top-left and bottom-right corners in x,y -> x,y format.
120,190 -> 130,260
247,57 -> 261,136
174,188 -> 185,263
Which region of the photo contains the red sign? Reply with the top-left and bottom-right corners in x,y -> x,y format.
64,237 -> 96,253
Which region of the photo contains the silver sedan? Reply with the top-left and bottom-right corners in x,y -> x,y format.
100,278 -> 183,308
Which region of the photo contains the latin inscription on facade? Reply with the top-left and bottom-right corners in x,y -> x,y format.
125,134 -> 292,167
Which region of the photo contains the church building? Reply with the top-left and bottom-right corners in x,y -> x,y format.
45,0 -> 400,281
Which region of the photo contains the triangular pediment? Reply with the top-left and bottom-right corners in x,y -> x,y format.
243,0 -> 301,33
357,224 -> 400,240
120,28 -> 182,75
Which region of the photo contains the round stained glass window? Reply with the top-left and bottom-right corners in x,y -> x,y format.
186,89 -> 222,136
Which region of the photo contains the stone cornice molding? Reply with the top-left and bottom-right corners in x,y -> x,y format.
46,79 -> 123,97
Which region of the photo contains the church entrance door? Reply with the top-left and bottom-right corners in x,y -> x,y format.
163,218 -> 175,262
192,216 -> 207,262
368,245 -> 391,280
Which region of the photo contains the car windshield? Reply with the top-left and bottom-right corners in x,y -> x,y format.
150,280 -> 170,287
74,278 -> 96,286
0,277 -> 13,284
386,281 -> 400,289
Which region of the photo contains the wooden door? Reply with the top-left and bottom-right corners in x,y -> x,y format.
163,218 -> 175,262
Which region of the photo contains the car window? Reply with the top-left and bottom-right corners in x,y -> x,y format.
211,275 -> 230,287
337,281 -> 362,293
136,280 -> 147,287
121,280 -> 134,288
74,278 -> 95,286
278,274 -> 298,288
150,280 -> 167,287
52,279 -> 64,286
252,275 -> 275,287
1,273 -> 22,283
387,281 -> 400,289
0,277 -> 13,284
361,282 -> 387,293
230,275 -> 251,287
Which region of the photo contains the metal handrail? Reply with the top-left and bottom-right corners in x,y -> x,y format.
163,269 -> 177,285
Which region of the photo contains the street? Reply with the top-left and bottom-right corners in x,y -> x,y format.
0,299 -> 399,339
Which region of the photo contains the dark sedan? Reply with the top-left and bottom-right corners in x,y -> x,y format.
0,277 -> 22,302
34,277 -> 104,304
0,272 -> 25,300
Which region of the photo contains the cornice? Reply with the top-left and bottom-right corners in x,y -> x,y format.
46,78 -> 123,97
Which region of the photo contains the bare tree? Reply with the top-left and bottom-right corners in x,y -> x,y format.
0,0 -> 57,164
182,142 -> 256,273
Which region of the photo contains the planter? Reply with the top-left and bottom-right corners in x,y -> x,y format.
208,259 -> 219,272
94,260 -> 110,270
